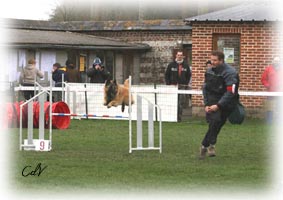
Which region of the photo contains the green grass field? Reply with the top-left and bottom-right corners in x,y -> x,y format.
10,118 -> 273,193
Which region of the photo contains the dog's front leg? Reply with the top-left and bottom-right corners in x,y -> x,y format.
107,101 -> 119,108
103,93 -> 108,106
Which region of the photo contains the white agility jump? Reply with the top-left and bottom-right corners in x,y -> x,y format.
19,79 -> 53,151
18,75 -> 163,153
56,76 -> 163,153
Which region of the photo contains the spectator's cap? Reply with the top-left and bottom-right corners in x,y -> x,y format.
53,63 -> 61,68
273,56 -> 280,64
93,57 -> 102,66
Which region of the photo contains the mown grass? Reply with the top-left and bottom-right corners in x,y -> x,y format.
9,118 -> 273,193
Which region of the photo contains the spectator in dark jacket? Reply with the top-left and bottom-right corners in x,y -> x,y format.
52,63 -> 67,102
165,51 -> 191,86
165,51 -> 191,122
66,59 -> 81,83
52,63 -> 67,87
87,57 -> 112,83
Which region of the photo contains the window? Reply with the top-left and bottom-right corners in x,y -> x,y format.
213,34 -> 240,71
105,51 -> 114,78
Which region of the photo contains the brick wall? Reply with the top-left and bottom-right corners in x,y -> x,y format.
191,22 -> 282,115
82,22 -> 282,116
87,30 -> 192,83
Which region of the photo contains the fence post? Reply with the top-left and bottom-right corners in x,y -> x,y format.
148,101 -> 154,148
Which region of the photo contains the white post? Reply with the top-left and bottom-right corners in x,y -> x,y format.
136,95 -> 143,148
158,106 -> 162,153
129,76 -> 132,153
62,73 -> 64,102
73,91 -> 76,119
148,102 -> 154,148
66,84 -> 70,105
49,73 -> 52,149
27,101 -> 33,145
38,94 -> 45,140
19,104 -> 23,151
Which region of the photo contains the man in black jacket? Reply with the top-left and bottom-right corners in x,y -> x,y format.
200,51 -> 240,159
165,51 -> 191,122
87,57 -> 112,83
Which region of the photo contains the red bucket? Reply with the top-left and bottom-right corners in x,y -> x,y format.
6,103 -> 18,128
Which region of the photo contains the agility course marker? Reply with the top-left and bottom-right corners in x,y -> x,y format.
23,139 -> 51,151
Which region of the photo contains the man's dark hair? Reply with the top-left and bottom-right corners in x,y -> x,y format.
211,51 -> 225,61
53,63 -> 61,68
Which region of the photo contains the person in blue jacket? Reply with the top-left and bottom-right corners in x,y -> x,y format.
200,51 -> 240,159
52,63 -> 67,101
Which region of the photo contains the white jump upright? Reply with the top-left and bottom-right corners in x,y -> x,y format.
129,76 -> 162,153
19,76 -> 53,151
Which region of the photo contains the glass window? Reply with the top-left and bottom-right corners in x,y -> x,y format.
105,51 -> 114,78
213,34 -> 240,71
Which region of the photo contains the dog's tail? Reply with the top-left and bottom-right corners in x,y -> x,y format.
124,79 -> 129,88
121,103 -> 125,112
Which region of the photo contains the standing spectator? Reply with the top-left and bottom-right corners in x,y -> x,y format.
165,51 -> 191,122
19,58 -> 44,100
261,56 -> 281,123
200,51 -> 240,159
52,63 -> 67,101
66,59 -> 81,83
261,57 -> 280,92
86,57 -> 112,83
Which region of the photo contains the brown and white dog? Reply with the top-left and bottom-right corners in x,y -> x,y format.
103,79 -> 134,112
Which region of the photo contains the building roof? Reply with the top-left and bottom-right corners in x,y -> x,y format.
185,2 -> 282,23
5,29 -> 151,50
5,19 -> 191,31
